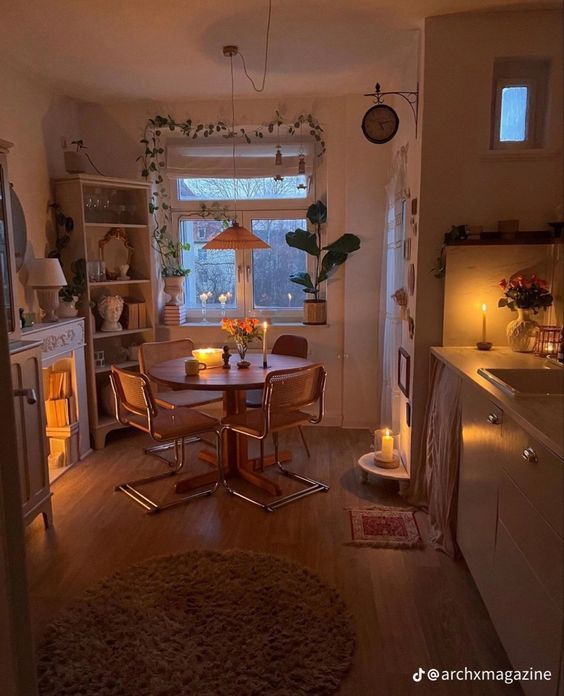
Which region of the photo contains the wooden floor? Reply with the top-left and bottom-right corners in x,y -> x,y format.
25,426 -> 520,696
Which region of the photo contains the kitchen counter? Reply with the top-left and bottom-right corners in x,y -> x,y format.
432,346 -> 564,459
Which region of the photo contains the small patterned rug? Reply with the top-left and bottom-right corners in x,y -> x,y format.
346,505 -> 423,548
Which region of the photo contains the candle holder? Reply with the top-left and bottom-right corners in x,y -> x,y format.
533,325 -> 562,357
476,341 -> 493,351
373,428 -> 400,469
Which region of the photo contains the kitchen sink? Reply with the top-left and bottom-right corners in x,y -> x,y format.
478,367 -> 564,397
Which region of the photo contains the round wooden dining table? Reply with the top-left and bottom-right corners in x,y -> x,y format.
148,353 -> 314,497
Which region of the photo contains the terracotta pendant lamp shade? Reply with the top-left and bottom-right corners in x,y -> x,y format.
203,221 -> 269,250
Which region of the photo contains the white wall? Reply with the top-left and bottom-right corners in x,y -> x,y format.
410,9 -> 563,470
0,61 -> 80,312
76,92 -> 397,426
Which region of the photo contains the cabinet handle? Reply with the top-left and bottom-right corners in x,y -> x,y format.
246,265 -> 251,282
13,388 -> 37,405
487,413 -> 499,425
237,265 -> 242,282
522,447 -> 538,463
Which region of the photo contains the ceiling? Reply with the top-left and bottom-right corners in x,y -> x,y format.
0,0 -> 555,102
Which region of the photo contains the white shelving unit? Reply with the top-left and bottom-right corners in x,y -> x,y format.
54,174 -> 155,449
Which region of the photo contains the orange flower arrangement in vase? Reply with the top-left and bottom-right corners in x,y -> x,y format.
220,318 -> 263,368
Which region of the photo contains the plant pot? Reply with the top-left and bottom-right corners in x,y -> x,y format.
57,296 -> 79,318
64,151 -> 87,174
303,299 -> 327,325
506,308 -> 539,352
163,276 -> 185,306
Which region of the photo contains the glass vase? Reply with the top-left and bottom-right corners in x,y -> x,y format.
235,341 -> 250,368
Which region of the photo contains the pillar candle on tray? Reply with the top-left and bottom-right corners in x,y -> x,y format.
262,321 -> 268,368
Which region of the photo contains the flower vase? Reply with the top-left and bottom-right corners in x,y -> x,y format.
236,342 -> 250,369
163,277 -> 185,306
506,308 -> 539,352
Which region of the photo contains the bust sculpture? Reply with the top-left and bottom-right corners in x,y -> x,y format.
98,295 -> 124,332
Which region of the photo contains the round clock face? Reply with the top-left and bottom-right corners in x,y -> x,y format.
361,104 -> 399,144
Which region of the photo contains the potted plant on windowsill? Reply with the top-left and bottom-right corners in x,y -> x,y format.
155,234 -> 191,306
285,200 -> 361,325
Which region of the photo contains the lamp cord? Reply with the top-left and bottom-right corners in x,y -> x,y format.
230,54 -> 238,221
237,0 -> 272,93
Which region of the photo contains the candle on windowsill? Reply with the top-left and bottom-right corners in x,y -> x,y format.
288,292 -> 292,307
218,293 -> 227,304
262,321 -> 268,368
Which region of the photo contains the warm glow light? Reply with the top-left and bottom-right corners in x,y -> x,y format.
192,348 -> 223,368
481,304 -> 487,313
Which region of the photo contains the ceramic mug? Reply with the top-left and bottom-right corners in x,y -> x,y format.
185,358 -> 207,376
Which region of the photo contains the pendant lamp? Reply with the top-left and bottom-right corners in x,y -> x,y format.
203,47 -> 269,251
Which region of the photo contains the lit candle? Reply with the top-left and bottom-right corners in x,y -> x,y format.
381,428 -> 394,462
199,292 -> 208,304
288,292 -> 292,307
262,321 -> 268,368
218,293 -> 227,304
481,304 -> 487,343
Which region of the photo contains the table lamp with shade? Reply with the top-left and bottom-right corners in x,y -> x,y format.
27,258 -> 67,322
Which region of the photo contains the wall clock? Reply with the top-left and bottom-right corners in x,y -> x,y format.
361,104 -> 399,144
361,82 -> 419,143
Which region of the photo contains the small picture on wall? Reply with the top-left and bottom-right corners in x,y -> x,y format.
398,347 -> 411,398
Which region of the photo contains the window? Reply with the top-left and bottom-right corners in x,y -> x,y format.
179,211 -> 309,318
491,58 -> 550,149
177,177 -> 308,201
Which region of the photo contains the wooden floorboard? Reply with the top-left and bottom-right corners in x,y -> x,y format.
25,426 -> 520,696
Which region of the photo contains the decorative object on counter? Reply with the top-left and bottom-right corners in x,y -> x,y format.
184,357 -> 207,376
286,200 -> 361,325
373,427 -> 399,468
222,345 -> 231,369
398,347 -> 410,397
476,303 -> 493,351
117,264 -> 130,280
221,317 -> 262,368
192,348 -> 223,369
22,312 -> 36,327
533,325 -> 562,357
18,307 -> 25,329
58,258 -> 87,318
27,257 -> 68,323
262,321 -> 268,368
499,274 -> 553,352
99,227 -> 134,280
498,219 -> 519,233
94,350 -> 105,368
432,224 -> 468,278
98,295 -> 124,332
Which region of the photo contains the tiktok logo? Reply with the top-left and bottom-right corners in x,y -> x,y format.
412,668 -> 425,682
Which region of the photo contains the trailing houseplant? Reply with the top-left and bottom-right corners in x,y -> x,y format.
285,200 -> 361,324
498,274 -> 553,352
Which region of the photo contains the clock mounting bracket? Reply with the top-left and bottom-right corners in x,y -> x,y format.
364,82 -> 420,138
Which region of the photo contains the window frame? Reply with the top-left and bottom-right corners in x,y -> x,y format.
174,203 -> 313,322
492,78 -> 535,150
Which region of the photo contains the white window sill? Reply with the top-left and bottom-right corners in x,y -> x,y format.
480,148 -> 561,162
158,322 -> 331,329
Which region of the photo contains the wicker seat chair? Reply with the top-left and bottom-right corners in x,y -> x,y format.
219,363 -> 328,512
245,334 -> 311,459
109,365 -> 220,513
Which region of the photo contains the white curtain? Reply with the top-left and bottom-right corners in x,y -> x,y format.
379,146 -> 408,432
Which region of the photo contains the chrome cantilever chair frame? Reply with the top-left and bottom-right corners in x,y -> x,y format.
109,368 -> 220,514
219,364 -> 329,512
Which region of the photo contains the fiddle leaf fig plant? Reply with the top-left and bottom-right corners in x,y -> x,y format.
285,200 -> 361,300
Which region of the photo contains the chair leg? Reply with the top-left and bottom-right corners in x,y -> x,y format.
266,432 -> 329,511
217,428 -> 273,512
298,426 -> 311,457
116,433 -> 219,514
144,435 -> 201,463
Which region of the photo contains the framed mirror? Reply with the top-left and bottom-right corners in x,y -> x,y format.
98,227 -> 133,279
0,162 -> 15,334
10,185 -> 27,271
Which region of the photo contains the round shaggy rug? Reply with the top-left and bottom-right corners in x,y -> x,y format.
37,550 -> 355,696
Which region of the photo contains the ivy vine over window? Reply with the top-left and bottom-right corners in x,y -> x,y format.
137,112 -> 326,278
